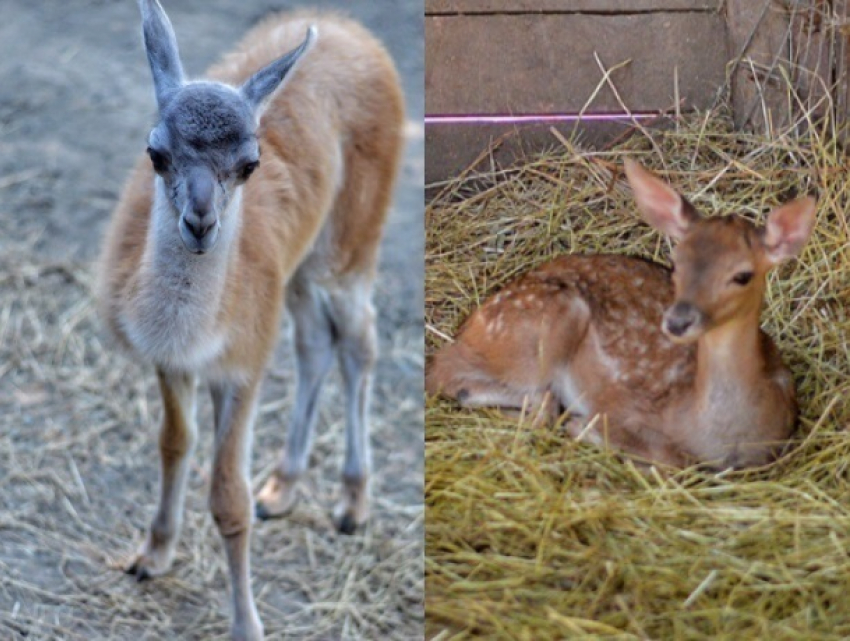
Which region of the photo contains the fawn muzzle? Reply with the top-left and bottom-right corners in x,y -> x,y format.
662,301 -> 704,342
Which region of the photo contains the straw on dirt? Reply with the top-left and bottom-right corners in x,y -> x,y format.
425,110 -> 850,639
0,239 -> 423,640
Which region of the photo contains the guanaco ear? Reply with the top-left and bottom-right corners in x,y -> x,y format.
624,158 -> 700,241
138,0 -> 185,111
241,26 -> 317,118
761,196 -> 817,266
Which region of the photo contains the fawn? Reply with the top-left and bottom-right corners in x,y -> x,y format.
97,1 -> 403,639
427,159 -> 815,470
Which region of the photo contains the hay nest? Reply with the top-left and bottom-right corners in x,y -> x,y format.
425,112 -> 850,639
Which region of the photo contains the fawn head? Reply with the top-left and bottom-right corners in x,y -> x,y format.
138,0 -> 316,254
624,159 -> 816,343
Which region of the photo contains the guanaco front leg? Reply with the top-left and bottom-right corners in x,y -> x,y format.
210,379 -> 263,641
127,370 -> 197,580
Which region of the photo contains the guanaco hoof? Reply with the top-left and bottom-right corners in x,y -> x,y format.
254,502 -> 285,522
125,562 -> 152,583
337,513 -> 359,535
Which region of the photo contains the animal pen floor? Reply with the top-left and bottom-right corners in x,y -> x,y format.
0,1 -> 424,640
425,112 -> 850,639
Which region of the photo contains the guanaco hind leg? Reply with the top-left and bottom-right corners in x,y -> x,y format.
328,278 -> 378,534
255,275 -> 378,534
256,275 -> 336,521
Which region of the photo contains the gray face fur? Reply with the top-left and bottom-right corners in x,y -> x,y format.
139,0 -> 316,254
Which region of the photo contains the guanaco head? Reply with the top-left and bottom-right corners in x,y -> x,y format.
138,0 -> 316,254
624,159 -> 816,343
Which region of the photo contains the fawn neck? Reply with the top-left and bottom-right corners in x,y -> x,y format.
692,306 -> 765,413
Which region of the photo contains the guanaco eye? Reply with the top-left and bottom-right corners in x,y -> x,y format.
239,160 -> 259,181
147,147 -> 169,173
732,271 -> 754,286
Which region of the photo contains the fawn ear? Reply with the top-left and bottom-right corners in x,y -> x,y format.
624,159 -> 700,241
761,196 -> 817,266
241,26 -> 317,117
138,0 -> 185,110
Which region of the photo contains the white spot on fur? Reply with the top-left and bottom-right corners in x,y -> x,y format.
664,362 -> 687,385
485,313 -> 504,335
492,314 -> 503,334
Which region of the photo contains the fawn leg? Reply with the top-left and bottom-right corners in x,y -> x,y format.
564,415 -> 692,468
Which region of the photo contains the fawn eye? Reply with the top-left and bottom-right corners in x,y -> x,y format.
238,160 -> 259,181
147,147 -> 169,173
732,270 -> 754,286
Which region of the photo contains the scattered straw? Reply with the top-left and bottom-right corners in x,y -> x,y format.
0,241 -> 423,640
425,110 -> 850,639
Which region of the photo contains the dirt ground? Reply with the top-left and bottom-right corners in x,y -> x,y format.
0,1 -> 423,639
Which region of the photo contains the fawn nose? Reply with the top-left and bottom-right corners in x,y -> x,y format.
663,302 -> 703,339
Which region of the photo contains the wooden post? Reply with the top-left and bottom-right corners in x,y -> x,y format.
725,0 -> 793,134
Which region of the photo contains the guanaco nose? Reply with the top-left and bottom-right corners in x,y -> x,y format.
663,301 -> 703,338
183,169 -> 216,239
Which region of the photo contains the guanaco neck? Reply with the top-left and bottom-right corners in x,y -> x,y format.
122,178 -> 247,369
141,178 -> 243,300
693,306 -> 766,416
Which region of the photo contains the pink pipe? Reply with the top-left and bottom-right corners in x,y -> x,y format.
425,112 -> 668,124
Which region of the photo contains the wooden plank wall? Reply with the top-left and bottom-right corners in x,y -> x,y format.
426,0 -> 850,186
426,0 -> 726,184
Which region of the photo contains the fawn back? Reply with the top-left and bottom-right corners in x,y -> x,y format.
427,159 -> 816,469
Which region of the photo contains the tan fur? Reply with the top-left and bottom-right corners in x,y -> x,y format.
99,13 -> 403,372
427,162 -> 814,470
97,11 -> 403,641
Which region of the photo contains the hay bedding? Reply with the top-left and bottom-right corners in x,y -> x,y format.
425,113 -> 850,639
0,238 -> 423,640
